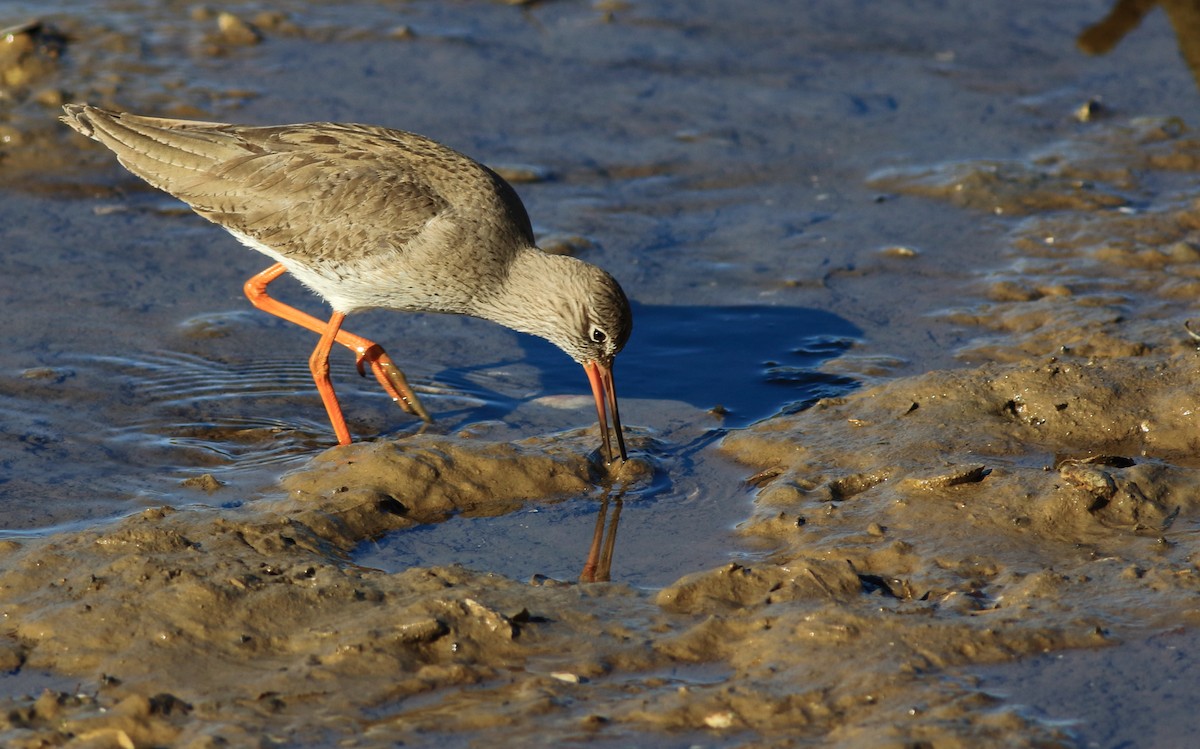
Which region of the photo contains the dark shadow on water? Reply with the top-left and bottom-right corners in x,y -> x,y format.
3,298 -> 861,585
519,302 -> 863,428
354,303 -> 863,586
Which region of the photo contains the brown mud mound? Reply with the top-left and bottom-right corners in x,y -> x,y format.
0,427 -> 1089,747
724,353 -> 1200,627
708,354 -> 1200,748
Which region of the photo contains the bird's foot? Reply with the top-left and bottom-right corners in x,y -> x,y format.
356,344 -> 433,423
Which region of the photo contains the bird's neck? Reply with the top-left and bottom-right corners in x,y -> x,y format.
474,248 -> 580,346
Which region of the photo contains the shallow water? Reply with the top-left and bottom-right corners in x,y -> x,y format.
3,0 -> 1200,746
976,627 -> 1199,748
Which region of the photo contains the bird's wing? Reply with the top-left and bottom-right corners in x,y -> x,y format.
62,106 -> 450,263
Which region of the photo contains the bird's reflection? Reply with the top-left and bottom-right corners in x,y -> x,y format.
1081,1 -> 1200,90
579,484 -> 627,583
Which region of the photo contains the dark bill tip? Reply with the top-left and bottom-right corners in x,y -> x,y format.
583,360 -> 627,464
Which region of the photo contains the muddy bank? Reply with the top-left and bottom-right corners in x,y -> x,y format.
16,111 -> 1200,742
0,428 -> 1095,748
870,116 -> 1200,361
12,354 -> 1199,746
4,1 -> 1200,747
724,352 -> 1200,629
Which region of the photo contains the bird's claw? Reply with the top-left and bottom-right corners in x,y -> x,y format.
359,344 -> 433,423
380,362 -> 433,423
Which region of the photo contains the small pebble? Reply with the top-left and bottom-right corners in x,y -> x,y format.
550,671 -> 581,683
180,474 -> 224,492
703,711 -> 735,729
217,12 -> 262,44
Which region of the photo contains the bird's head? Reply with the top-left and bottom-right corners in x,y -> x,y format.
536,260 -> 632,465
551,263 -> 632,368
485,252 -> 633,464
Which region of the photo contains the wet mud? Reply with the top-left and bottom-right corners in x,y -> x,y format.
4,1 -> 1200,747
8,115 -> 1200,745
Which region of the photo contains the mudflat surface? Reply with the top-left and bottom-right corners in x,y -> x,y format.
1,1 -> 1200,747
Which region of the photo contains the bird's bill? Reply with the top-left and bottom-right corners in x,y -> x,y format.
583,360 -> 628,464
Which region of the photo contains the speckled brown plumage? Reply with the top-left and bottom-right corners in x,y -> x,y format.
61,104 -> 631,460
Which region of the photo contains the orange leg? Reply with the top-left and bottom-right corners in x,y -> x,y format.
311,311 -> 352,445
243,263 -> 432,442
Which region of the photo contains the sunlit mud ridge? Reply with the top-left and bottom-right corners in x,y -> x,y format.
0,436 -> 667,747
724,352 -> 1200,626
1,430 -> 1090,748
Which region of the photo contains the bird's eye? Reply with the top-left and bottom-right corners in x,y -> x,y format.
590,326 -> 607,344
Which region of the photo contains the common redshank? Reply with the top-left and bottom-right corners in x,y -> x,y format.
61,104 -> 631,462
